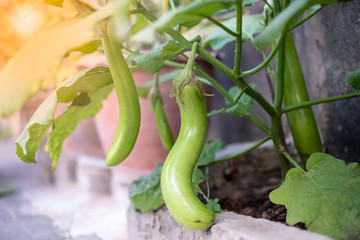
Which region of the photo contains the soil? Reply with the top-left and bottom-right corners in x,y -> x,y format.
220,193 -> 306,230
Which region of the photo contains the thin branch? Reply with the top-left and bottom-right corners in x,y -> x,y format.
273,40 -> 285,110
205,16 -> 240,38
263,0 -> 276,15
233,1 -> 243,76
281,92 -> 360,113
282,151 -> 305,172
233,87 -> 247,103
288,6 -> 323,31
262,51 -> 275,102
139,6 -> 236,80
239,33 -> 285,78
212,137 -> 271,164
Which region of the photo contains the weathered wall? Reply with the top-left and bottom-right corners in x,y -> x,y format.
209,1 -> 360,163
294,1 -> 360,163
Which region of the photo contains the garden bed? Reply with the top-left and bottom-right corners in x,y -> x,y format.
126,140 -> 331,240
127,205 -> 331,240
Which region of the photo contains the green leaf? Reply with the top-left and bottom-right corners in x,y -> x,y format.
130,164 -> 164,213
204,14 -> 264,51
207,108 -> 226,117
135,70 -> 182,98
46,85 -> 113,169
197,139 -> 223,167
152,0 -> 236,32
206,198 -> 221,213
44,0 -> 64,8
225,104 -> 245,117
242,15 -> 265,42
270,153 -> 360,239
15,94 -> 58,164
128,41 -> 182,74
345,68 -> 360,91
0,0 -> 128,116
253,0 -> 312,49
0,185 -> 15,197
224,85 -> 254,117
15,67 -> 113,166
131,0 -> 237,44
131,14 -> 149,36
253,0 -> 338,49
192,168 -> 209,186
243,0 -> 259,6
136,86 -> 151,98
136,70 -> 182,98
69,39 -> 102,54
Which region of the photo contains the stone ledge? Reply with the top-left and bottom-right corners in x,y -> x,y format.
127,206 -> 333,240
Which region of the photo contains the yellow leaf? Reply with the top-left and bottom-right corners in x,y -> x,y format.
0,0 -> 128,116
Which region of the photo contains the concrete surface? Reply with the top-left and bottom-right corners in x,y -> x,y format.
0,140 -> 129,240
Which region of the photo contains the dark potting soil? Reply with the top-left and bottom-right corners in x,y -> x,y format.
220,194 -> 306,230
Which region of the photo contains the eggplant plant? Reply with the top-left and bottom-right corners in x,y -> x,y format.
0,0 -> 359,239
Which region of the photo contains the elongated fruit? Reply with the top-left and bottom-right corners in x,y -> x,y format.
283,32 -> 322,164
161,43 -> 214,230
101,23 -> 141,167
150,85 -> 174,151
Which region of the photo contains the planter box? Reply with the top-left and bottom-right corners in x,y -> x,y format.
127,206 -> 332,240
125,140 -> 332,240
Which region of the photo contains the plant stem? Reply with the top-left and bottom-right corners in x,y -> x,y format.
282,151 -> 306,172
153,72 -> 160,89
196,68 -> 270,133
270,115 -> 289,179
194,67 -> 232,102
274,0 -> 281,13
281,92 -> 360,113
233,1 -> 243,76
271,39 -> 288,178
274,41 -> 285,110
246,112 -> 271,134
235,77 -> 277,118
164,60 -> 186,69
239,33 -> 285,78
185,42 -> 199,72
233,87 -> 247,103
169,0 -> 176,10
264,0 -> 276,15
138,3 -> 273,135
288,6 -> 323,31
212,137 -> 271,164
206,16 -> 240,38
206,180 -> 210,199
262,54 -> 275,102
139,5 -> 235,80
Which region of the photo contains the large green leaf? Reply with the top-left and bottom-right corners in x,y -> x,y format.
46,85 -> 113,169
270,153 -> 360,239
0,0 -> 128,116
243,0 -> 259,6
130,164 -> 164,213
127,41 -> 183,74
224,85 -> 254,117
130,14 -> 149,36
345,67 -> 360,91
133,0 -> 236,44
197,140 -> 223,167
204,14 -> 264,51
15,67 -> 113,166
153,0 -> 237,32
253,0 -> 337,49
